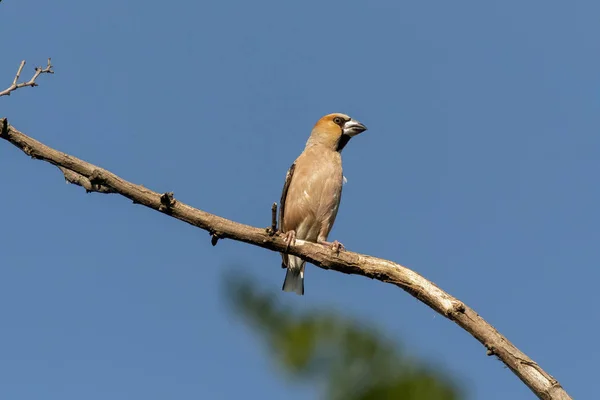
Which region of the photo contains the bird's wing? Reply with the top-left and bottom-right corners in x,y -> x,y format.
279,162 -> 296,268
279,162 -> 296,233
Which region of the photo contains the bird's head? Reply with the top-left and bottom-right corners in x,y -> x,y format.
307,113 -> 367,152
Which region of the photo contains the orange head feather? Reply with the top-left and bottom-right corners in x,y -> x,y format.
307,113 -> 367,151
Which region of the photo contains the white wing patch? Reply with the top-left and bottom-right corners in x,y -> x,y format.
343,176 -> 348,185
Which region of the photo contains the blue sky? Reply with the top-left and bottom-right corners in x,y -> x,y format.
1,1 -> 597,399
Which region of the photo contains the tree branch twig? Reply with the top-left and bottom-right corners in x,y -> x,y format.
266,202 -> 278,236
0,118 -> 572,400
0,59 -> 54,97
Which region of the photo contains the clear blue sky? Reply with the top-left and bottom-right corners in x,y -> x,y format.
1,1 -> 597,399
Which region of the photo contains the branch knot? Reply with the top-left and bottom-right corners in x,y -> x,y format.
159,192 -> 177,213
210,231 -> 223,246
0,119 -> 8,137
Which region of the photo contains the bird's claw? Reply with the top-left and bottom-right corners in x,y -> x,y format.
283,230 -> 296,251
331,240 -> 344,253
319,239 -> 344,254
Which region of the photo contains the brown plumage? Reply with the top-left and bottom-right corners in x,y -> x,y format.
279,113 -> 367,295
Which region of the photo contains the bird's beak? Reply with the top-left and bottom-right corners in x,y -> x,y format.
342,119 -> 367,137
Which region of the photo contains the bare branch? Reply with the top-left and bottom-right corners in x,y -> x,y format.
0,59 -> 54,97
0,118 -> 572,400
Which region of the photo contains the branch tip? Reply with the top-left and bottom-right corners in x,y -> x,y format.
266,202 -> 278,236
13,61 -> 25,86
1,58 -> 55,97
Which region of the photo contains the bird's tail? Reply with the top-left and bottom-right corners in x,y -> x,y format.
282,256 -> 305,296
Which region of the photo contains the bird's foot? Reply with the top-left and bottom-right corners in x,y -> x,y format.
283,230 -> 296,251
318,239 -> 345,254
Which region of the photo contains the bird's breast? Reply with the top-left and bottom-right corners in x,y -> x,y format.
284,148 -> 343,239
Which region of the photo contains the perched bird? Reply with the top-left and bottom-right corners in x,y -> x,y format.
279,113 -> 367,295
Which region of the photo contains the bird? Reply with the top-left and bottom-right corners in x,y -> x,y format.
279,113 -> 367,295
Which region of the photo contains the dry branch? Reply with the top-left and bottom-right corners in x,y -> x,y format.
0,59 -> 54,97
0,118 -> 571,400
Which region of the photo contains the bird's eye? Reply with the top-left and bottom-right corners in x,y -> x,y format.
333,117 -> 343,125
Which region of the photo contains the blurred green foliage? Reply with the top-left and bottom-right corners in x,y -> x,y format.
224,273 -> 463,400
